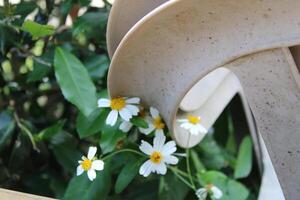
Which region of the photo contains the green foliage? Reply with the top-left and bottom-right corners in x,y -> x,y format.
234,136 -> 253,179
22,20 -> 55,39
64,166 -> 111,200
54,47 -> 97,116
199,171 -> 250,200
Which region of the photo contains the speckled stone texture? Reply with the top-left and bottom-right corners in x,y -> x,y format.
107,0 -> 300,198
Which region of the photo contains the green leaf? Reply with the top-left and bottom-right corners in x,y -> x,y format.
22,20 -> 55,39
76,109 -> 109,139
234,136 -> 253,179
159,172 -> 189,200
199,171 -> 249,200
130,116 -> 148,129
100,126 -> 125,154
84,54 -> 109,80
63,166 -> 111,200
115,158 -> 142,193
0,111 -> 15,152
54,47 -> 97,116
50,131 -> 81,173
35,121 -> 65,142
190,150 -> 206,173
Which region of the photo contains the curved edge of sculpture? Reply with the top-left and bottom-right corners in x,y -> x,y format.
106,0 -> 170,58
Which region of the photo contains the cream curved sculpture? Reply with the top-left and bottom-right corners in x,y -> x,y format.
107,0 -> 300,199
106,0 -> 169,58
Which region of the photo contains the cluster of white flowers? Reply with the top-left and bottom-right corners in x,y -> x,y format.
76,96 -> 215,200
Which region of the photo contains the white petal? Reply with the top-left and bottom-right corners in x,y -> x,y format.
211,186 -> 223,199
155,163 -> 167,175
196,124 -> 208,134
139,140 -> 154,155
76,165 -> 84,176
139,123 -> 155,135
190,127 -> 199,135
119,108 -> 132,121
161,141 -> 177,155
87,169 -> 97,181
153,131 -> 166,151
180,122 -> 193,130
125,97 -> 140,104
177,119 -> 188,123
125,105 -> 139,116
155,129 -> 164,137
150,107 -> 159,118
106,110 -> 118,126
164,155 -> 179,165
87,146 -> 97,160
139,160 -> 154,177
92,160 -> 104,171
119,121 -> 133,132
97,98 -> 110,107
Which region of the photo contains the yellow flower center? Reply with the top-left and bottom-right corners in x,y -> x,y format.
150,151 -> 163,164
187,115 -> 201,124
81,159 -> 92,171
153,117 -> 165,129
205,184 -> 213,190
110,97 -> 126,110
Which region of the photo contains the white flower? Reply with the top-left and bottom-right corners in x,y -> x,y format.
77,146 -> 104,181
196,185 -> 223,200
119,121 -> 134,133
139,132 -> 178,177
177,115 -> 207,135
139,107 -> 165,135
195,188 -> 208,200
98,97 -> 140,126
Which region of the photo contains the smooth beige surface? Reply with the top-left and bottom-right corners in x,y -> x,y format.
106,0 -> 169,58
107,0 -> 300,198
0,189 -> 55,200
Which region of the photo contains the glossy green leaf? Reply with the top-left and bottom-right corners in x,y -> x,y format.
22,20 -> 55,39
54,47 -> 97,116
50,131 -> 81,173
63,166 -> 111,200
130,116 -> 148,129
84,54 -> 109,80
0,111 -> 15,152
234,136 -> 253,179
76,109 -> 109,139
199,171 -> 249,200
115,158 -> 142,193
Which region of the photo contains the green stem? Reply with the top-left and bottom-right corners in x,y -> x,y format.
102,149 -> 146,161
169,167 -> 196,191
170,166 -> 198,182
14,112 -> 39,152
185,134 -> 196,190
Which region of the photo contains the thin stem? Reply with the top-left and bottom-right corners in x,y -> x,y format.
102,149 -> 146,161
14,112 -> 39,152
169,167 -> 196,191
185,131 -> 196,190
186,149 -> 196,190
170,166 -> 199,182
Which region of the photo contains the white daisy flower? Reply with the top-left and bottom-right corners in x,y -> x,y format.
139,132 -> 178,177
119,107 -> 148,133
196,184 -> 223,200
195,188 -> 208,200
177,115 -> 207,135
98,97 -> 140,126
77,146 -> 104,181
139,107 -> 165,135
